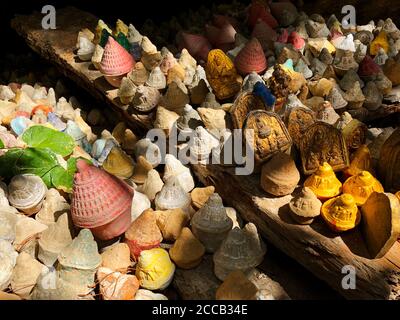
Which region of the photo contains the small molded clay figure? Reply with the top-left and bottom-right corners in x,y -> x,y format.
289,187 -> 322,225
205,49 -> 241,100
342,171 -> 384,206
321,194 -> 360,232
304,162 -> 342,201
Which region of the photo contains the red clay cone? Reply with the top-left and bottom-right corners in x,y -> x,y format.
178,32 -> 212,62
100,37 -> 135,76
71,160 -> 134,240
248,0 -> 278,29
252,19 -> 277,50
358,55 -> 381,78
234,38 -> 267,75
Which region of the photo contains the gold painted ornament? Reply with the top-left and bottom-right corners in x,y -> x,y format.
304,162 -> 342,200
102,146 -> 134,179
205,49 -> 241,100
300,122 -> 349,174
243,110 -> 292,166
230,91 -> 266,129
344,145 -> 374,177
321,194 -> 360,232
343,171 -> 384,206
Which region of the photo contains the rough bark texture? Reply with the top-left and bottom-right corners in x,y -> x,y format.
191,164 -> 400,300
11,7 -> 153,135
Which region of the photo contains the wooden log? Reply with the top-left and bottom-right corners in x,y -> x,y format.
191,164 -> 400,300
10,7 -> 153,136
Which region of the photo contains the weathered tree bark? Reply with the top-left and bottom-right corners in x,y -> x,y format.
191,164 -> 400,300
11,7 -> 153,135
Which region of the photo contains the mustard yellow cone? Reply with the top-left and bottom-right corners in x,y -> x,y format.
135,248 -> 175,291
304,162 -> 342,200
321,194 -> 360,232
343,171 -> 384,206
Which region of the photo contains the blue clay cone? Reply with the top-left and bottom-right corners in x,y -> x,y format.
253,81 -> 276,111
47,113 -> 67,131
10,117 -> 32,136
130,43 -> 142,61
283,58 -> 294,71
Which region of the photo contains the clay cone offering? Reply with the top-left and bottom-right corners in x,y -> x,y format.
124,209 -> 162,259
234,38 -> 267,75
101,243 -> 131,272
155,209 -> 189,242
10,252 -> 44,299
97,267 -> 139,300
169,227 -> 205,269
178,32 -> 212,62
38,213 -> 73,266
131,156 -> 153,185
191,186 -> 215,210
71,160 -> 134,240
191,193 -> 233,253
138,169 -> 164,201
100,37 -> 135,87
135,248 -> 175,290
216,270 -> 258,300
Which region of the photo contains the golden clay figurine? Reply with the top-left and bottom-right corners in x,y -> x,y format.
321,194 -> 361,232
344,145 -> 374,177
343,171 -> 384,206
304,162 -> 342,201
205,49 -> 241,100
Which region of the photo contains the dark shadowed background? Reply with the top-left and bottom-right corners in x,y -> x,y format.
2,0 -> 400,53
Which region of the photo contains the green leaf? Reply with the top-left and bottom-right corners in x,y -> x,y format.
22,126 -> 75,157
50,166 -> 73,192
0,139 -> 4,149
0,148 -> 59,181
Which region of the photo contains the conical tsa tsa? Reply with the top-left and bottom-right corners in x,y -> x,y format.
304,162 -> 342,201
71,160 -> 133,240
8,174 -> 47,216
260,152 -> 300,196
138,169 -> 164,201
163,154 -> 195,193
135,248 -> 175,290
0,240 -> 18,291
102,146 -> 134,179
234,38 -> 267,76
343,171 -> 384,206
213,223 -> 266,281
289,187 -> 322,225
205,49 -> 241,100
344,145 -> 374,177
321,194 -> 360,232
124,209 -> 162,259
154,182 -> 191,223
131,156 -> 153,185
191,193 -> 233,253
38,213 -> 73,266
57,229 -> 101,295
169,227 -> 205,269
100,37 -> 135,87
